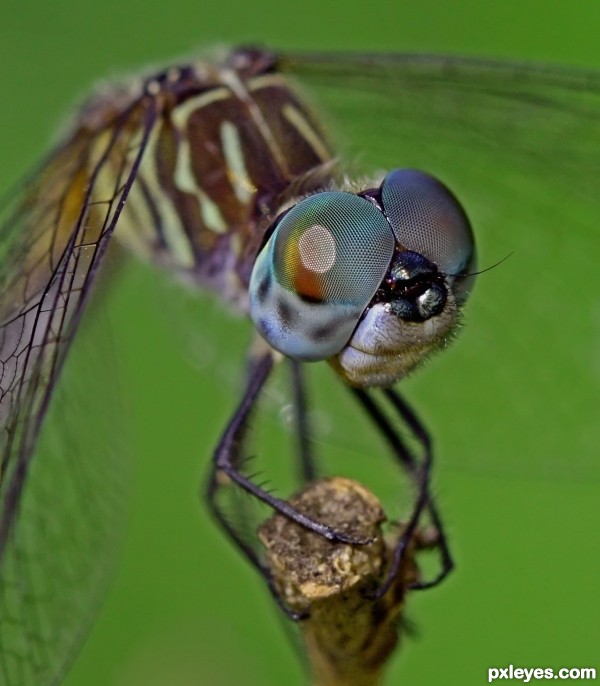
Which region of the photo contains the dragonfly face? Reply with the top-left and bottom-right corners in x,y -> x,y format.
249,168 -> 475,386
1,44 -> 599,686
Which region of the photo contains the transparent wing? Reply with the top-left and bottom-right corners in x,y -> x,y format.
0,92 -> 160,685
276,52 -> 600,481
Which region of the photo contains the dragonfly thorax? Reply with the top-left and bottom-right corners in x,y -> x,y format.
95,53 -> 337,307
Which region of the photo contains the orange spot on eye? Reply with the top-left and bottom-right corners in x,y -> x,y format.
283,226 -> 336,302
295,265 -> 325,302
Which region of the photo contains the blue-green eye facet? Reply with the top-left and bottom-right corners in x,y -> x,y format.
381,169 -> 476,280
249,191 -> 395,360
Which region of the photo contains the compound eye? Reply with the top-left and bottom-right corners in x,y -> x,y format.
249,191 -> 395,360
273,192 -> 394,305
381,169 -> 476,282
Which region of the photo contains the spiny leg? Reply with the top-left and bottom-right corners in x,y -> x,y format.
383,387 -> 453,590
205,352 -> 372,608
350,387 -> 453,598
288,359 -> 318,484
376,387 -> 453,592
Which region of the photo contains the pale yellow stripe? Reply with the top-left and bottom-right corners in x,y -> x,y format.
282,104 -> 331,162
220,69 -> 288,172
220,120 -> 255,204
170,88 -> 231,129
143,124 -> 196,268
247,73 -> 289,91
88,131 -> 156,259
115,177 -> 157,259
197,187 -> 228,234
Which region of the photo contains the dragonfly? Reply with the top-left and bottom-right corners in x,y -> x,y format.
0,45 -> 599,686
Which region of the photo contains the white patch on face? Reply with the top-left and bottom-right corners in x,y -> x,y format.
298,225 -> 336,273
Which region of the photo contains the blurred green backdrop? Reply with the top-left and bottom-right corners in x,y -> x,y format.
0,1 -> 599,685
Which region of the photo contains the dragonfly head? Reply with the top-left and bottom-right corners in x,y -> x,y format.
249,169 -> 476,387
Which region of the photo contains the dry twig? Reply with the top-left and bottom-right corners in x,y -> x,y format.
258,477 -> 437,686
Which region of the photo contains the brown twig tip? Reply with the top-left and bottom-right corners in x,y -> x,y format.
258,477 -> 433,686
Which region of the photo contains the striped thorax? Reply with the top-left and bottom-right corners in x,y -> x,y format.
79,49 -> 336,309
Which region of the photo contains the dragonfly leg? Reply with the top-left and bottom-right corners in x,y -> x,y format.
205,353 -> 373,595
205,464 -> 308,620
383,388 -> 454,591
288,359 -> 318,483
350,387 -> 453,599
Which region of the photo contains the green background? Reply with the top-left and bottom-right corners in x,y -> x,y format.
0,1 -> 599,685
